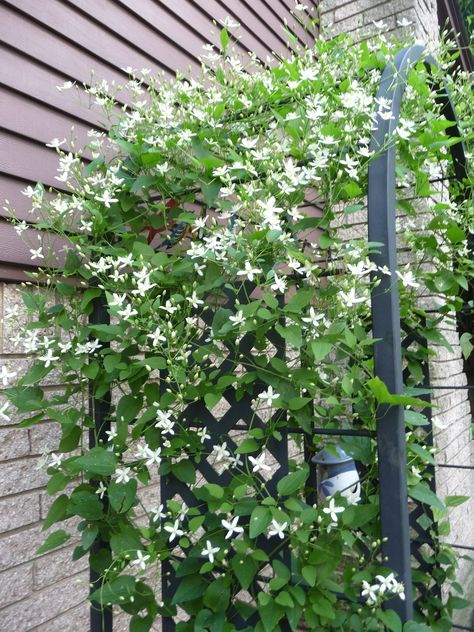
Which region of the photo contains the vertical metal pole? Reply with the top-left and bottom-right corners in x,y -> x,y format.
369,45 -> 468,621
89,292 -> 113,632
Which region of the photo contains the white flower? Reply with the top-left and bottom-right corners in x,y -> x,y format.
108,293 -> 127,308
14,220 -> 28,236
49,453 -> 64,468
131,550 -> 150,570
46,138 -> 66,149
147,327 -> 166,347
96,481 -> 107,499
21,186 -> 35,198
211,442 -> 230,463
248,452 -> 271,473
323,498 -> 344,522
267,519 -> 288,539
0,365 -> 16,386
30,246 -> 44,260
396,269 -> 420,288
154,409 -> 175,435
339,287 -> 367,308
372,19 -> 387,29
186,291 -> 204,309
164,519 -> 184,542
149,504 -> 166,522
257,386 -> 279,407
375,573 -> 396,594
271,273 -> 287,294
159,300 -> 177,314
361,580 -> 379,605
57,81 -> 75,91
145,446 -> 162,467
0,401 -> 10,422
237,261 -> 262,282
105,428 -> 118,442
221,516 -> 244,539
201,540 -> 220,563
302,307 -> 325,328
197,427 -> 211,443
117,304 -> 138,320
229,310 -> 245,326
114,467 -> 132,484
397,17 -> 412,27
38,349 -> 59,367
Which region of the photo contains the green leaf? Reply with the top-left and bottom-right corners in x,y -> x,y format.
301,565 -> 317,587
220,28 -> 229,50
204,577 -> 230,612
460,332 -> 473,360
108,479 -> 138,513
171,460 -> 196,484
378,609 -> 402,632
445,495 -> 469,507
275,590 -> 293,607
130,615 -> 153,632
275,323 -> 302,348
236,438 -> 259,454
288,397 -> 312,410
202,483 -> 224,499
47,472 -> 69,495
90,575 -> 136,605
36,529 -> 70,554
409,483 -> 445,511
172,575 -> 207,604
68,491 -> 104,520
42,494 -> 69,531
277,466 -> 309,496
81,524 -> 99,551
249,506 -> 272,538
74,447 -> 117,476
405,411 -> 429,426
310,340 -> 332,362
231,555 -> 258,590
367,376 -> 428,407
403,622 -> 432,632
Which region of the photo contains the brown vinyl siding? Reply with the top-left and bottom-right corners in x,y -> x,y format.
0,0 -> 318,281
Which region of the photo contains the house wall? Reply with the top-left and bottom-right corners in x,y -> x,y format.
0,1 -> 472,630
0,2 -> 318,630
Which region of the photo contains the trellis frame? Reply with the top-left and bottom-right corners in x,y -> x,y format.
88,45 -> 469,631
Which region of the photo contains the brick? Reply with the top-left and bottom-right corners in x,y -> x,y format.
0,491 -> 40,534
0,525 -> 44,571
0,426 -> 30,459
34,544 -> 87,590
0,570 -> 87,631
28,422 -> 62,455
0,563 -> 33,607
0,457 -> 48,497
31,600 -> 89,632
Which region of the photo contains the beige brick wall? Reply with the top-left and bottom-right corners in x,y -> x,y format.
0,283 -> 89,630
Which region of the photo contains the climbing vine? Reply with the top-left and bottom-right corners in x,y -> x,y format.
4,24 -> 474,632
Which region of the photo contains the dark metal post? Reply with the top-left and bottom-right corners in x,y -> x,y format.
89,292 -> 113,632
369,45 -> 468,621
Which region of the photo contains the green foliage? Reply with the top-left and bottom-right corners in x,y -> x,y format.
5,24 -> 473,632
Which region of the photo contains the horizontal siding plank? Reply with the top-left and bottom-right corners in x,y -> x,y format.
0,46 -> 108,128
262,0 -> 317,47
162,0 -> 273,63
0,5 -> 132,89
0,132 -> 65,189
64,0 -> 199,75
116,0 -> 212,56
219,0 -> 290,55
0,86 -> 94,151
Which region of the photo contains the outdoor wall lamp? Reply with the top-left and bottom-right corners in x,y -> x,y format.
312,444 -> 361,503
